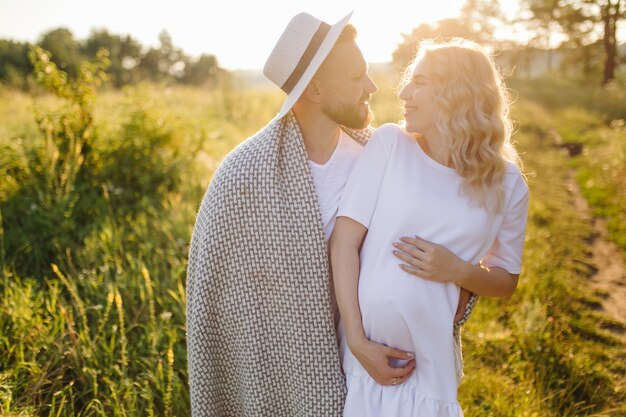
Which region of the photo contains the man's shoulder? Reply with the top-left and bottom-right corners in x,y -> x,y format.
210,120 -> 278,186
224,123 -> 275,166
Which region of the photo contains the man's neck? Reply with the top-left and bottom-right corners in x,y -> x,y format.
293,108 -> 341,165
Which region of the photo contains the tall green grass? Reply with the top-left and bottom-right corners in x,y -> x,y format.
0,63 -> 624,416
510,78 -> 626,261
460,109 -> 626,415
0,51 -> 282,417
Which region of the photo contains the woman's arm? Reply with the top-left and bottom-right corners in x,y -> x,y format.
392,236 -> 518,298
330,216 -> 415,386
330,216 -> 368,345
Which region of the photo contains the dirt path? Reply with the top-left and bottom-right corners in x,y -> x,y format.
567,171 -> 626,339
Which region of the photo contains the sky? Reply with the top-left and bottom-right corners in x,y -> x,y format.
0,0 -> 623,70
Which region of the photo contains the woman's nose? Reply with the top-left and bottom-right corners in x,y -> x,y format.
399,84 -> 410,100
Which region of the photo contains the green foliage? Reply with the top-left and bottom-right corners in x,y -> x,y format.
39,28 -> 83,79
181,54 -> 220,86
510,77 -> 626,261
0,52 -> 205,416
1,46 -> 207,277
0,258 -> 188,417
0,63 -> 281,415
509,77 -> 626,121
0,39 -> 33,89
389,1 -> 506,70
0,28 -> 223,90
519,0 -> 625,85
81,30 -> 142,88
98,91 -> 198,216
1,46 -> 109,276
391,19 -> 475,69
459,101 -> 626,415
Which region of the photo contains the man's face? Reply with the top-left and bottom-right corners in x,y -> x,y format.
315,41 -> 378,129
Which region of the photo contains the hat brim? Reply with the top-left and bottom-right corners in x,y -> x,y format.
274,11 -> 353,121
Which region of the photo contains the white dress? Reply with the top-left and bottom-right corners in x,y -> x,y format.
336,124 -> 529,417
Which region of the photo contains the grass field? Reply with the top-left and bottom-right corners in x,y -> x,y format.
0,63 -> 625,416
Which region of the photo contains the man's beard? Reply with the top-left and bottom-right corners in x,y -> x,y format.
322,98 -> 372,129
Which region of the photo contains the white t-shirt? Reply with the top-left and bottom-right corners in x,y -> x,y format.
308,129 -> 364,242
337,123 -> 529,417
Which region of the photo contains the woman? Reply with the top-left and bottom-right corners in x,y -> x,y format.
330,39 -> 529,417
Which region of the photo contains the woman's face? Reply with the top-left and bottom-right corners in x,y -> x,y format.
399,58 -> 436,135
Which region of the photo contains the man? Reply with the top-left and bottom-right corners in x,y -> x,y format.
186,12 -> 475,417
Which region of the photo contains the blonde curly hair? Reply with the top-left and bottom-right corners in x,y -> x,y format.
401,38 -> 521,213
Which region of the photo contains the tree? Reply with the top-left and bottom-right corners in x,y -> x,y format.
137,30 -> 187,82
39,28 -> 82,78
522,0 -> 625,85
182,54 -> 220,85
392,0 -> 507,69
0,40 -> 32,87
460,0 -> 505,46
600,0 -> 622,84
0,27 -> 226,89
82,29 -> 142,87
392,19 -> 474,68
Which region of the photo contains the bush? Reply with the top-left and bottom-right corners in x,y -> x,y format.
0,47 -> 108,276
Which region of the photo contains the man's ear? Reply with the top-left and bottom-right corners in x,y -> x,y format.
302,78 -> 323,104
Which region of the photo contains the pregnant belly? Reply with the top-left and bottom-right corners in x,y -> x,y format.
358,271 -> 458,354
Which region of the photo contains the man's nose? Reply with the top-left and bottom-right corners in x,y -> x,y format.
366,76 -> 378,94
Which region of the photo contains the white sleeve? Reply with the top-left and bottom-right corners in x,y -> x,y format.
481,174 -> 530,274
337,125 -> 394,229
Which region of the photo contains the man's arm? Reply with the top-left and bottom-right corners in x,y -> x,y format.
455,287 -> 473,323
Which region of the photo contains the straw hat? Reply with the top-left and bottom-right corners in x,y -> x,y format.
263,11 -> 353,120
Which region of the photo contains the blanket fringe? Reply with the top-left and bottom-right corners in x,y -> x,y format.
453,325 -> 464,384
